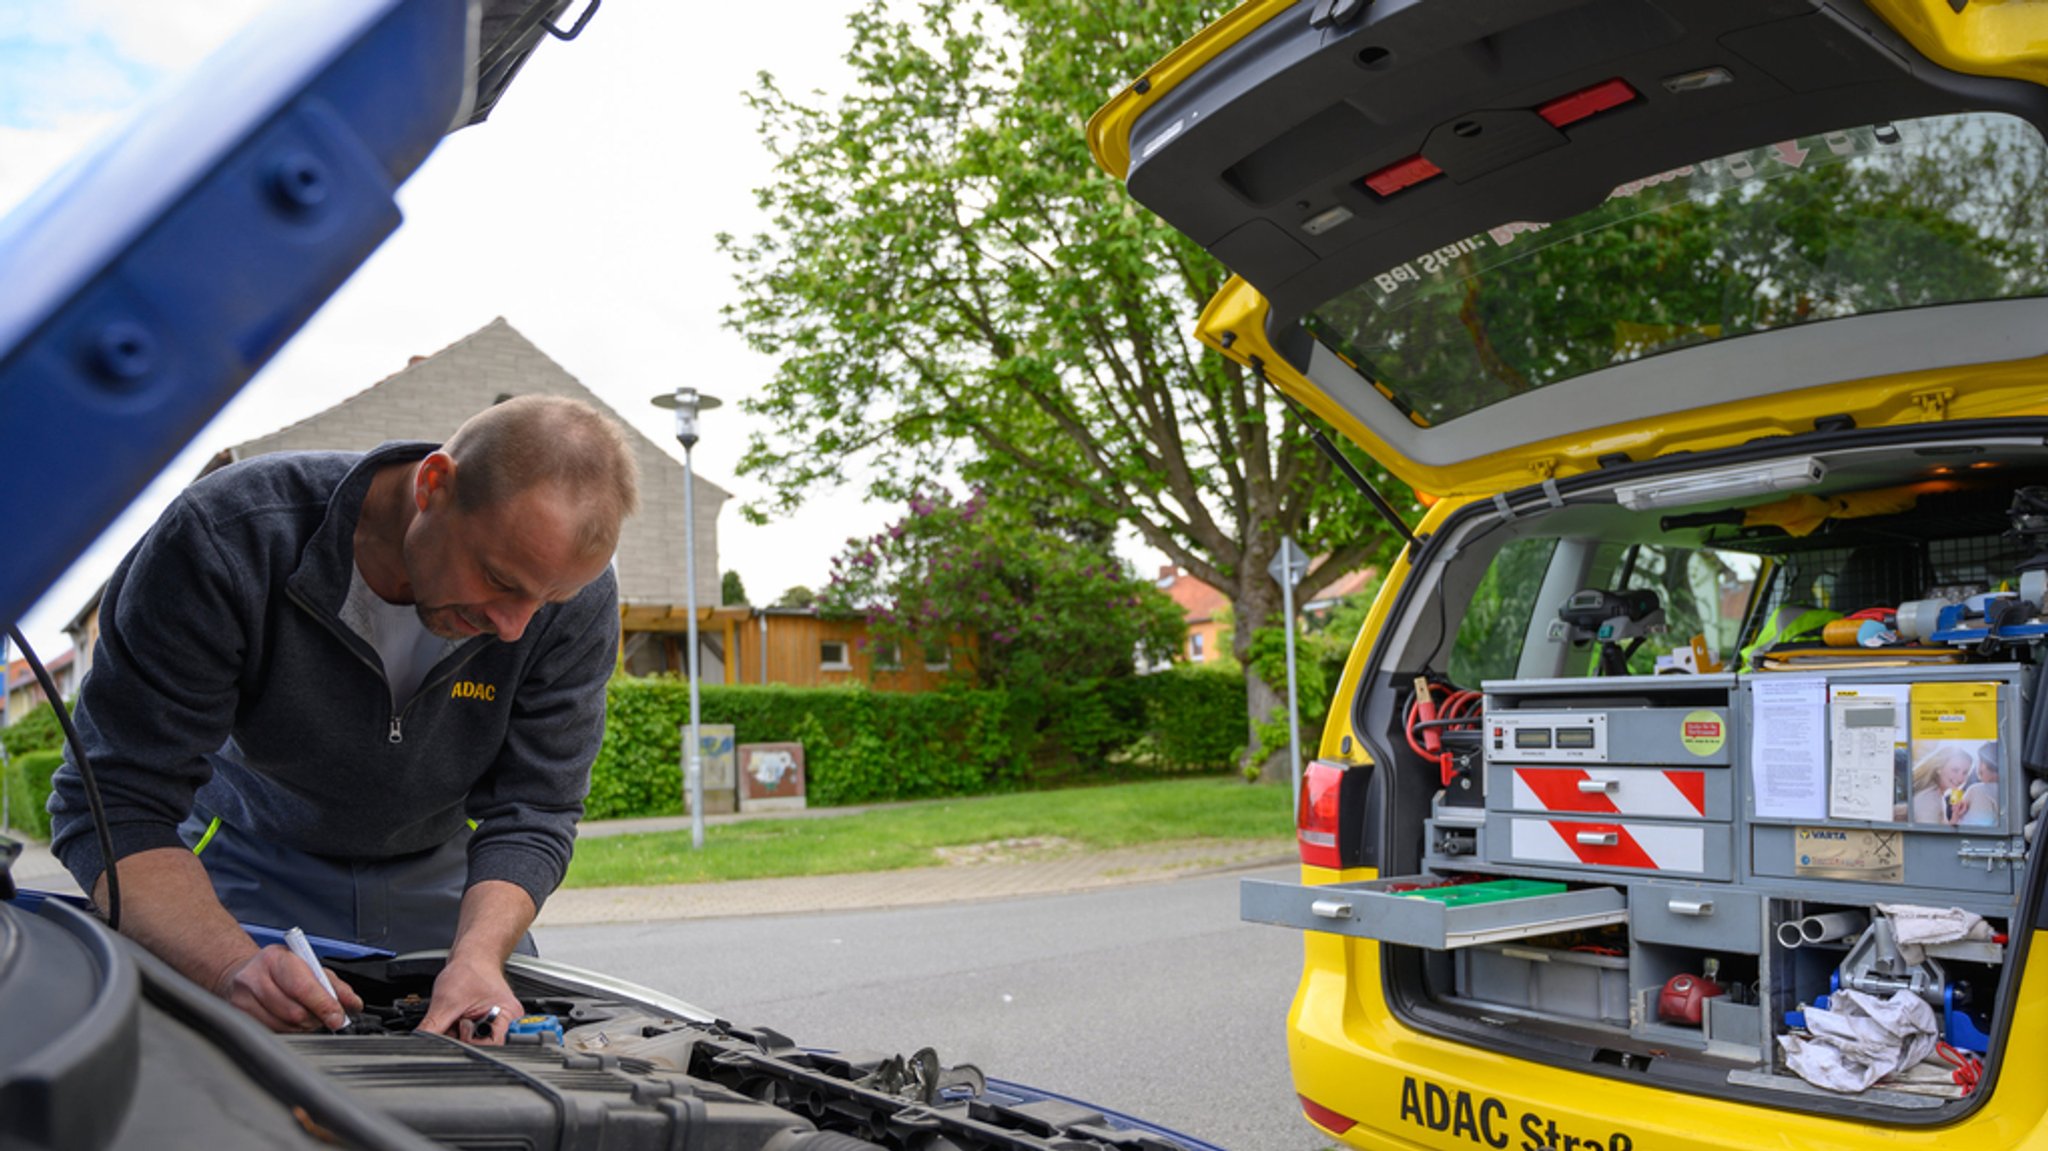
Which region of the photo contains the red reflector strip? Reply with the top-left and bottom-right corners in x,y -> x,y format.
1362,154 -> 1442,197
1538,78 -> 1639,127
1300,1094 -> 1358,1135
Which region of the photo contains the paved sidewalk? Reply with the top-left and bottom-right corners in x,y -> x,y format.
537,838 -> 1292,926
7,814 -> 1293,925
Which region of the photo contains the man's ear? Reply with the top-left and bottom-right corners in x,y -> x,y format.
415,452 -> 457,511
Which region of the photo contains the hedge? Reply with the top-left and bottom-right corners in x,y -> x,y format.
2,749 -> 61,841
1,703 -> 65,760
588,667 -> 1248,819
0,670 -> 1252,827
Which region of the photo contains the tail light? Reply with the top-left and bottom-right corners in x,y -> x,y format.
1299,1093 -> 1358,1135
1298,759 -> 1347,868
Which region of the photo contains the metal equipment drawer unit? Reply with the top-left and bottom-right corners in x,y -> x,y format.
1237,876 -> 1627,950
1243,665 -> 2032,1075
1629,883 -> 1762,950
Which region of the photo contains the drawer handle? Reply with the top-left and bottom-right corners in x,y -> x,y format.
1311,899 -> 1354,920
1668,899 -> 1715,917
1577,779 -> 1619,794
1575,831 -> 1619,847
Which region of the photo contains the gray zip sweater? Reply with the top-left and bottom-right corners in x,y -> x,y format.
48,442 -> 617,912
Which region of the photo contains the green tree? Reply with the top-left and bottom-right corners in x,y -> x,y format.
722,0 -> 1411,771
721,570 -> 749,606
774,585 -> 817,610
820,490 -> 1186,692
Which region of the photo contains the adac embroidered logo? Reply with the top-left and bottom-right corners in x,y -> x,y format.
451,681 -> 497,702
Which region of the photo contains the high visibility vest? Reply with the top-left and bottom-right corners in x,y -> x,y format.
1739,605 -> 1841,671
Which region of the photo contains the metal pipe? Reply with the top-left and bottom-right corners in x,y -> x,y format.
1775,921 -> 1808,949
684,442 -> 703,850
1281,561 -> 1302,813
1798,910 -> 1870,945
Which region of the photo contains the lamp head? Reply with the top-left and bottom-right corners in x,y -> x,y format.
650,387 -> 722,449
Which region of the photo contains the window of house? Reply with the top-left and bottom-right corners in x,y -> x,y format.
872,640 -> 902,670
1189,632 -> 1205,662
820,641 -> 850,670
923,643 -> 950,670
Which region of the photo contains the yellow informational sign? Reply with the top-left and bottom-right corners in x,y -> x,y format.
1908,682 -> 2001,828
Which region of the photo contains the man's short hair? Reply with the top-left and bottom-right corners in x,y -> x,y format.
443,394 -> 640,555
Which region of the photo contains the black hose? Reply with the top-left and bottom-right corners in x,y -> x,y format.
7,626 -> 119,932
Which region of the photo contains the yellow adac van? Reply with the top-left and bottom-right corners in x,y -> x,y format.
1092,0 -> 2048,1148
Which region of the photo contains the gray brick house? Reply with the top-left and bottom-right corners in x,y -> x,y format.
201,317 -> 733,678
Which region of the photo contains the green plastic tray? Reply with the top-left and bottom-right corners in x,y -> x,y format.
1395,879 -> 1568,906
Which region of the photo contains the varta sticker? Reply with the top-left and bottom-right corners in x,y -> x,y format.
1399,1077 -> 1635,1150
451,680 -> 497,702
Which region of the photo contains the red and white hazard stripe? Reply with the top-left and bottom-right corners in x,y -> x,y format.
1510,767 -> 1708,819
1507,817 -> 1707,874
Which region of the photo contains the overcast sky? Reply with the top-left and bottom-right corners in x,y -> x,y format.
8,0 -> 1059,658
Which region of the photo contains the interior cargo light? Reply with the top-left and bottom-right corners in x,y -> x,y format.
1298,759 -> 1347,868
1301,204 -> 1355,236
1362,154 -> 1443,197
1537,78 -> 1639,127
1661,66 -> 1734,94
1299,1094 -> 1359,1135
1613,456 -> 1827,511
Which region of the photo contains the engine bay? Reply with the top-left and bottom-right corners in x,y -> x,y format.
296,952 -> 1192,1151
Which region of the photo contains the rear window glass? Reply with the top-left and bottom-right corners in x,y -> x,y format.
1307,112 -> 2048,428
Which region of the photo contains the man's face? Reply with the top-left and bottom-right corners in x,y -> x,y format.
402,462 -> 611,643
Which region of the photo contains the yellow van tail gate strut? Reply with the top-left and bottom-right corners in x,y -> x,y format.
1252,357 -> 1418,552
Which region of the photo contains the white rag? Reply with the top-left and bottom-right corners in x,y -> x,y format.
1779,990 -> 1939,1093
1875,903 -> 1994,963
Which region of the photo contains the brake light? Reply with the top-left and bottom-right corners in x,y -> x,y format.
1537,78 -> 1639,128
1298,759 -> 1346,868
1299,1094 -> 1358,1135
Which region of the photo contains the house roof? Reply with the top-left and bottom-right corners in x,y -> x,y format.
1159,568 -> 1229,625
5,649 -> 72,695
203,317 -> 728,610
1306,565 -> 1379,606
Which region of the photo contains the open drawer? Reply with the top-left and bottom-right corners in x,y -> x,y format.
1240,874 -> 1627,949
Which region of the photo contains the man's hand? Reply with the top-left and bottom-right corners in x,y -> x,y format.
415,879 -> 538,1045
418,956 -> 524,1044
95,847 -> 358,1035
216,945 -> 363,1032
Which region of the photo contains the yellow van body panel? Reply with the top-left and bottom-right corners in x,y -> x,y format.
1084,0 -> 1296,181
1866,0 -> 2048,90
1291,927 -> 2048,1148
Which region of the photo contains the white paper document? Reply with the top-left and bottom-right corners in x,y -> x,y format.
1752,676 -> 1828,820
1829,684 -> 1909,822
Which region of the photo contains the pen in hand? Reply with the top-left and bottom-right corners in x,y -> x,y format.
284,926 -> 350,1033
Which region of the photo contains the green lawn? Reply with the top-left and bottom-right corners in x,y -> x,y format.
563,776 -> 1293,888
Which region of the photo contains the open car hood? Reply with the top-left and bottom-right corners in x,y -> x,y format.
0,0 -> 585,630
1089,0 -> 2048,497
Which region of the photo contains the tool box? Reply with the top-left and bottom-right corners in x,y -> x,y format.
1245,664 -> 2028,1085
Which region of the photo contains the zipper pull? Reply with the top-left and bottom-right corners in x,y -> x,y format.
388,716 -> 404,745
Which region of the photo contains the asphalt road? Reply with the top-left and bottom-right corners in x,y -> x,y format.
534,864 -> 1323,1151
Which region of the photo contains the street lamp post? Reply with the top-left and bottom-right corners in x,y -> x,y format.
651,387 -> 721,850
